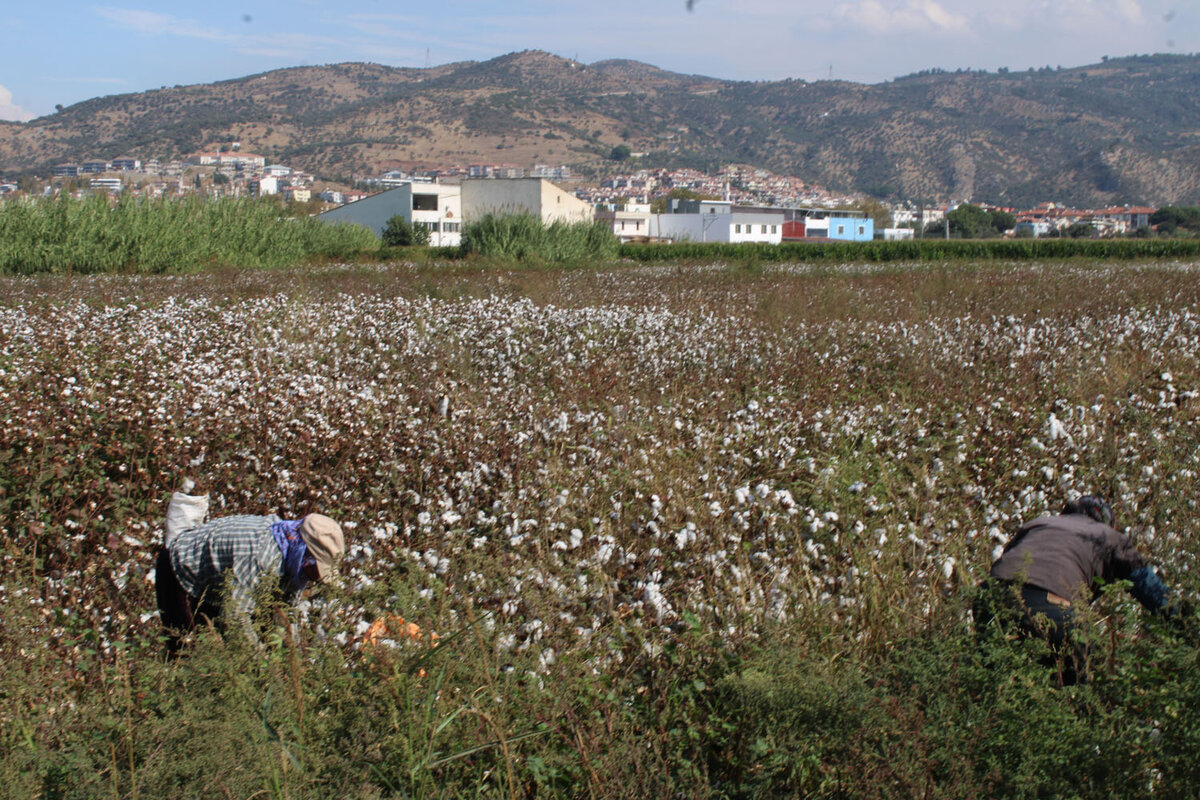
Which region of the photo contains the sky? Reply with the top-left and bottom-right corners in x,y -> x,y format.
1,0 -> 1196,121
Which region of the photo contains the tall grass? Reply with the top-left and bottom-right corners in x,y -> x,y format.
4,566 -> 1199,798
461,213 -> 619,263
0,194 -> 380,274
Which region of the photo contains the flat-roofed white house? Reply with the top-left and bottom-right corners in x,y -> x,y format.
319,182 -> 464,247
461,178 -> 593,226
595,201 -> 652,242
647,201 -> 783,244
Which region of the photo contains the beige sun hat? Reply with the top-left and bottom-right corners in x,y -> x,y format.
298,513 -> 345,582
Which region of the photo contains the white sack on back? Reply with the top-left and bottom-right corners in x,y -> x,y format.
165,492 -> 209,547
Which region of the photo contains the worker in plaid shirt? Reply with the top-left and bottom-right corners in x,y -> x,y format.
155,512 -> 345,653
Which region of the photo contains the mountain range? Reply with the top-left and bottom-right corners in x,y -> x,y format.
2,50 -> 1199,207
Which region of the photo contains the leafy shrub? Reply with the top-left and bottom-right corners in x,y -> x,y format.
381,214 -> 430,247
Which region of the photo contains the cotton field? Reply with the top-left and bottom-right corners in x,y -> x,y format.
3,261 -> 1200,672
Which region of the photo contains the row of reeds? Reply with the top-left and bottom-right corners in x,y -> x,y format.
460,213 -> 619,262
0,194 -> 380,274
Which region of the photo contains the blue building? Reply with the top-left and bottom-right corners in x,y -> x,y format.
826,214 -> 874,242
785,209 -> 874,242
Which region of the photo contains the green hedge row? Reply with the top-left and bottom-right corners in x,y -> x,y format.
618,238 -> 1200,263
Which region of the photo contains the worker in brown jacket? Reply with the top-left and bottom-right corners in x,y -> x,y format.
977,495 -> 1171,684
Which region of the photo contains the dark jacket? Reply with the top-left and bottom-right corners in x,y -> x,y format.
990,513 -> 1147,603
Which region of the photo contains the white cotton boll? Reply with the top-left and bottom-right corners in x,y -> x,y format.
1047,414 -> 1073,446
734,486 -> 751,505
1162,372 -> 1174,382
473,536 -> 488,549
552,540 -> 568,551
823,511 -> 839,524
877,531 -> 888,546
417,511 -> 432,527
674,419 -> 683,431
992,544 -> 1005,561
1143,465 -> 1155,478
1042,466 -> 1055,481
848,481 -> 867,493
942,557 -> 956,581
709,501 -> 724,517
755,483 -> 771,499
436,558 -> 450,576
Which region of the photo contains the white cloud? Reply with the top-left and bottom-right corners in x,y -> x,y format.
1115,0 -> 1145,23
93,7 -> 234,42
0,84 -> 34,122
831,0 -> 968,34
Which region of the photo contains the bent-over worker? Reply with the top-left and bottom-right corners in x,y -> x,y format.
155,512 -> 345,653
976,495 -> 1171,684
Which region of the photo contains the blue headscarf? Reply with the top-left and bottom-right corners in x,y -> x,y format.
272,519 -> 310,592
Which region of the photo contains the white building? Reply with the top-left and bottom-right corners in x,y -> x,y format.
252,176 -> 280,196
1014,220 -> 1052,238
461,178 -> 594,226
596,202 -> 653,242
319,182 -> 463,247
110,156 -> 142,172
647,201 -> 783,244
89,177 -> 122,193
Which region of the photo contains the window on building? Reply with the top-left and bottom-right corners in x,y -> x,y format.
761,225 -> 767,234
735,224 -> 742,233
443,222 -> 461,233
771,225 -> 777,234
837,225 -> 845,235
412,194 -> 438,211
858,226 -> 865,235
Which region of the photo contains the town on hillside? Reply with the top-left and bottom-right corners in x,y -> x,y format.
0,148 -> 1169,244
